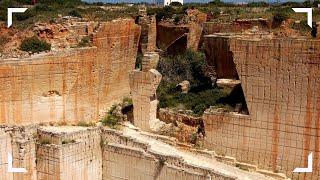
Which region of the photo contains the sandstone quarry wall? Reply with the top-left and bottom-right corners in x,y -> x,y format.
204,38 -> 320,179
37,127 -> 102,179
103,144 -> 211,180
156,23 -> 189,50
0,19 -> 140,125
203,35 -> 238,79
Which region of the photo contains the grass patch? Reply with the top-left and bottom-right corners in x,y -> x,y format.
77,36 -> 92,47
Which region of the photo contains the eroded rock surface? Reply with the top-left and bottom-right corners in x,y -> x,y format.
0,19 -> 140,125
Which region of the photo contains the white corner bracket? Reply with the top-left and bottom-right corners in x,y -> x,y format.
7,153 -> 27,173
7,8 -> 28,28
292,8 -> 313,28
293,152 -> 313,173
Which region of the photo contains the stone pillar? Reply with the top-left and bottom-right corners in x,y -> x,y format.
129,52 -> 162,131
138,15 -> 157,54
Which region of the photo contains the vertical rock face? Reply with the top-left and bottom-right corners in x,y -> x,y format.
186,9 -> 207,51
138,15 -> 157,53
0,19 -> 140,125
129,52 -> 162,131
204,38 -> 320,179
203,35 -> 238,79
157,10 -> 207,53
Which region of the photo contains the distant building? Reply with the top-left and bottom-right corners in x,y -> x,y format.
163,0 -> 183,6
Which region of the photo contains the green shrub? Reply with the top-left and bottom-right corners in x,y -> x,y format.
210,7 -> 220,18
147,6 -> 184,21
101,105 -> 120,128
157,49 -> 234,116
272,10 -> 289,27
77,36 -> 91,47
174,14 -> 183,23
170,2 -> 182,6
157,49 -> 210,86
247,1 -> 269,7
209,0 -> 225,6
35,3 -> 53,11
122,97 -> 133,106
20,36 -> 51,53
15,8 -> 36,21
68,9 -> 82,18
282,1 -> 303,7
135,52 -> 143,69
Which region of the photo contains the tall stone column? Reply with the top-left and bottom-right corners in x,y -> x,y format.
129,52 -> 162,131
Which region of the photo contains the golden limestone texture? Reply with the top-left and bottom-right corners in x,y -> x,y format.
129,52 -> 162,131
0,19 -> 140,125
203,37 -> 320,179
138,15 -> 157,53
37,126 -> 102,179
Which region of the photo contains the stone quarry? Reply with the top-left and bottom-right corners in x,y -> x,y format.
0,3 -> 319,180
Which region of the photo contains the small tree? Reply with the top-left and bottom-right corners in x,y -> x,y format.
272,11 -> 289,28
68,9 -> 82,18
20,36 -> 51,53
170,2 -> 182,6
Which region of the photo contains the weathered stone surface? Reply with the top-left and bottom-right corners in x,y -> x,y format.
157,10 -> 206,53
37,126 -> 102,179
129,53 -> 162,131
138,15 -> 157,53
203,38 -> 320,179
101,126 -> 274,180
203,35 -> 238,79
177,80 -> 190,94
0,19 -> 140,125
141,52 -> 159,72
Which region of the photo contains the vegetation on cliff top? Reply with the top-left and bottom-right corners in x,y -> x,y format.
0,0 -> 139,29
20,36 -> 51,53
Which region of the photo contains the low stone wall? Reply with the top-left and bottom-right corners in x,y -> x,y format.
37,127 -> 102,179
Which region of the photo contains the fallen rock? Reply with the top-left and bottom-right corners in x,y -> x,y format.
176,80 -> 190,93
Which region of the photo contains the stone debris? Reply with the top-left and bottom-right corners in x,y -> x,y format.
176,80 -> 190,93
216,78 -> 241,89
